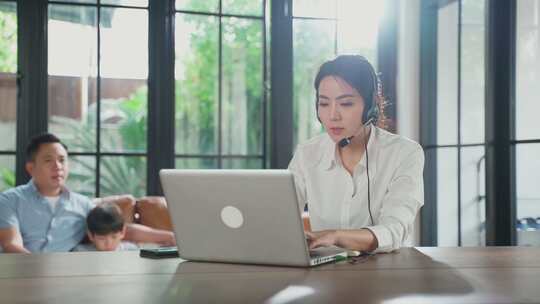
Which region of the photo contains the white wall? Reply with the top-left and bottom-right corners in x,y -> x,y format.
397,0 -> 422,245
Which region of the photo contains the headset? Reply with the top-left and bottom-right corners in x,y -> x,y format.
316,57 -> 380,130
336,58 -> 380,147
316,56 -> 380,226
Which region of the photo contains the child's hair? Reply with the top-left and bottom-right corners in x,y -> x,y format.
86,202 -> 125,235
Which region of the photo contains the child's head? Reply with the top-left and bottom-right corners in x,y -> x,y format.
86,202 -> 126,251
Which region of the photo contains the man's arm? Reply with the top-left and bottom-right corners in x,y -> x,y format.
0,227 -> 30,254
124,223 -> 176,246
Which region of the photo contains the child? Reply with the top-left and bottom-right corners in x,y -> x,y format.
76,202 -> 138,251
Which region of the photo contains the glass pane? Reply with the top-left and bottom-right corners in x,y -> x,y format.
66,155 -> 96,198
293,19 -> 335,147
175,157 -> 218,169
516,144 -> 540,246
222,158 -> 263,169
0,155 -> 15,192
52,0 -> 96,3
175,14 -> 219,155
460,146 -> 486,246
516,0 -> 540,140
461,0 -> 484,23
176,0 -> 219,13
336,0 -> 384,64
460,0 -> 485,144
100,8 -> 148,153
48,4 -> 102,26
48,5 -> 98,153
437,147 -> 458,246
222,0 -> 263,16
437,2 -> 458,145
222,18 -> 263,155
100,156 -> 146,197
101,0 -> 148,7
293,0 -> 336,19
0,2 -> 17,152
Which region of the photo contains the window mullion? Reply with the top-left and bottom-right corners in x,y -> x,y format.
16,0 -> 48,185
147,0 -> 175,195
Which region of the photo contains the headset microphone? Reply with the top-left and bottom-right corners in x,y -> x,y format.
337,117 -> 375,148
338,137 -> 352,148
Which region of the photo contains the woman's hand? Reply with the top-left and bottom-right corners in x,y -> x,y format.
305,230 -> 339,250
305,229 -> 378,252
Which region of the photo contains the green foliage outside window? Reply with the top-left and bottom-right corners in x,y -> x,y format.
0,9 -> 16,73
1,168 -> 15,190
0,0 -> 266,195
53,86 -> 148,198
0,7 -> 17,192
175,3 -> 264,166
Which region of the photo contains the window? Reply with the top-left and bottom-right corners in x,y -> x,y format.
174,0 -> 266,169
433,0 -> 486,246
516,0 -> 540,246
0,1 -> 17,191
292,0 -> 386,146
48,0 -> 148,197
11,0 -> 397,197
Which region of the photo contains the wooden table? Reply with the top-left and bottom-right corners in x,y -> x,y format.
1,247 -> 539,303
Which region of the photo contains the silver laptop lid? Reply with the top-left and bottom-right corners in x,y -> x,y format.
159,169 -> 313,266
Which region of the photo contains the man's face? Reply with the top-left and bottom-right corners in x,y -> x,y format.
88,229 -> 125,251
25,143 -> 69,195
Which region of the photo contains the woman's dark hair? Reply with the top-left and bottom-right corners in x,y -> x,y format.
26,133 -> 68,162
314,55 -> 387,128
87,203 -> 125,236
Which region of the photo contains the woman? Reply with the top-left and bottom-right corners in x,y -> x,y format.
288,55 -> 424,253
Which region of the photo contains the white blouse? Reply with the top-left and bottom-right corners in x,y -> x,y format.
288,125 -> 424,253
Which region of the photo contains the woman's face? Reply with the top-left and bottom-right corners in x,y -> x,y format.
317,76 -> 366,143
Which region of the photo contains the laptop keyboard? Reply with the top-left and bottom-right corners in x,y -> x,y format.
309,247 -> 345,258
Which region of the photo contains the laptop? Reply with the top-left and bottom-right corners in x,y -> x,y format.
159,169 -> 347,267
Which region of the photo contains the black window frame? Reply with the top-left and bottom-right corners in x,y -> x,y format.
12,0 -> 398,201
44,0 -> 150,197
420,0 -> 518,246
172,0 -> 269,173
270,0 -> 398,168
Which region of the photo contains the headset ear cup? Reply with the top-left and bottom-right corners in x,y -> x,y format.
363,101 -> 379,125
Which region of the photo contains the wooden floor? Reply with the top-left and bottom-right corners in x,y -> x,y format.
1,247 -> 539,303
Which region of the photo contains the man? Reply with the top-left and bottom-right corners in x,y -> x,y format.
0,133 -> 174,253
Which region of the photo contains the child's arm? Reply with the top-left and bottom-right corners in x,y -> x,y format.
124,223 -> 175,246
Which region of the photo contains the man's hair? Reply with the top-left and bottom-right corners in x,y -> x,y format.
26,133 -> 68,162
87,203 -> 125,236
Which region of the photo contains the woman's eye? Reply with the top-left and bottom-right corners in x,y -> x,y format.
340,102 -> 354,107
318,102 -> 329,107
